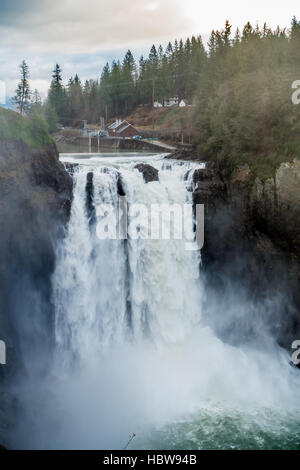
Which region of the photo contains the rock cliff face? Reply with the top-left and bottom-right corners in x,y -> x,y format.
250,159 -> 300,255
191,159 -> 300,349
0,139 -> 72,380
0,114 -> 72,446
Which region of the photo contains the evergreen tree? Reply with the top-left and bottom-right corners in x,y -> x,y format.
149,45 -> 158,105
45,103 -> 58,133
14,60 -> 31,115
29,89 -> 42,114
48,64 -> 66,121
137,56 -> 149,106
208,30 -> 217,56
121,50 -> 136,115
99,63 -> 112,119
110,60 -> 122,116
222,20 -> 232,47
67,73 -> 84,120
193,19 -> 300,176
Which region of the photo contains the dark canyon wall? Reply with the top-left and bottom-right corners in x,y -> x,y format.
0,110 -> 72,445
191,158 -> 300,350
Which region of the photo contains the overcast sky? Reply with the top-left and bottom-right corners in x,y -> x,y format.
0,0 -> 299,97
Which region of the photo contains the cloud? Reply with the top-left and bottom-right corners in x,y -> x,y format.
0,0 -> 41,23
0,0 -> 195,97
1,0 -> 298,98
0,0 -> 191,54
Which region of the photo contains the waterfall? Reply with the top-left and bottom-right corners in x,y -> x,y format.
13,154 -> 300,450
54,157 -> 204,358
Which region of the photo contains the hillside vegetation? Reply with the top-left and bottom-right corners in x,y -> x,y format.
11,18 -> 300,179
194,19 -> 300,178
0,107 -> 54,149
126,106 -> 195,142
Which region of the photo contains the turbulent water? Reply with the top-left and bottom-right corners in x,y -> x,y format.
14,152 -> 300,449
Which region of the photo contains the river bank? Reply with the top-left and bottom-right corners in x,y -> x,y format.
53,130 -> 176,154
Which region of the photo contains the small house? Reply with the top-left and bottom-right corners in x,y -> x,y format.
108,120 -> 140,138
164,97 -> 179,107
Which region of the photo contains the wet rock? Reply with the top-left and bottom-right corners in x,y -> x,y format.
162,162 -> 172,171
86,172 -> 93,183
184,170 -> 191,181
192,169 -> 214,185
193,171 -> 226,208
250,159 -> 300,255
166,149 -> 202,161
64,162 -> 79,176
117,174 -> 126,196
85,172 -> 95,224
134,163 -> 159,183
0,134 -> 73,447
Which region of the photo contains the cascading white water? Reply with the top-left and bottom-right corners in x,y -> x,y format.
55,155 -> 204,355
54,166 -> 128,359
15,153 -> 300,450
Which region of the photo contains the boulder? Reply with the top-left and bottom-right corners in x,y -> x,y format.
134,163 -> 159,183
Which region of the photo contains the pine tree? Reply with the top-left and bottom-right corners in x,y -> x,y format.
208,30 -> 217,56
242,22 -> 254,41
234,28 -> 241,44
222,20 -> 232,47
149,45 -> 158,105
110,60 -> 122,116
137,56 -> 149,106
67,73 -> 84,120
45,103 -> 58,133
14,60 -> 31,114
32,88 -> 41,106
121,50 -> 136,115
29,89 -> 42,115
165,42 -> 173,59
48,64 -> 66,121
99,63 -> 112,119
291,16 -> 300,41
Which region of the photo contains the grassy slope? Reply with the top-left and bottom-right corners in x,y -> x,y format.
0,107 -> 54,149
126,106 -> 195,136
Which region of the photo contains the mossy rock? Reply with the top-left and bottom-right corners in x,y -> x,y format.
0,107 -> 54,150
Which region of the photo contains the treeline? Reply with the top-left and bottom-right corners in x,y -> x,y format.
194,18 -> 300,176
99,37 -> 206,118
14,35 -> 207,127
13,17 -> 300,173
45,36 -> 207,124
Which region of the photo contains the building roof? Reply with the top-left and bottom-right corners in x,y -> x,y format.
116,123 -> 132,133
108,120 -> 138,135
108,119 -> 124,130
